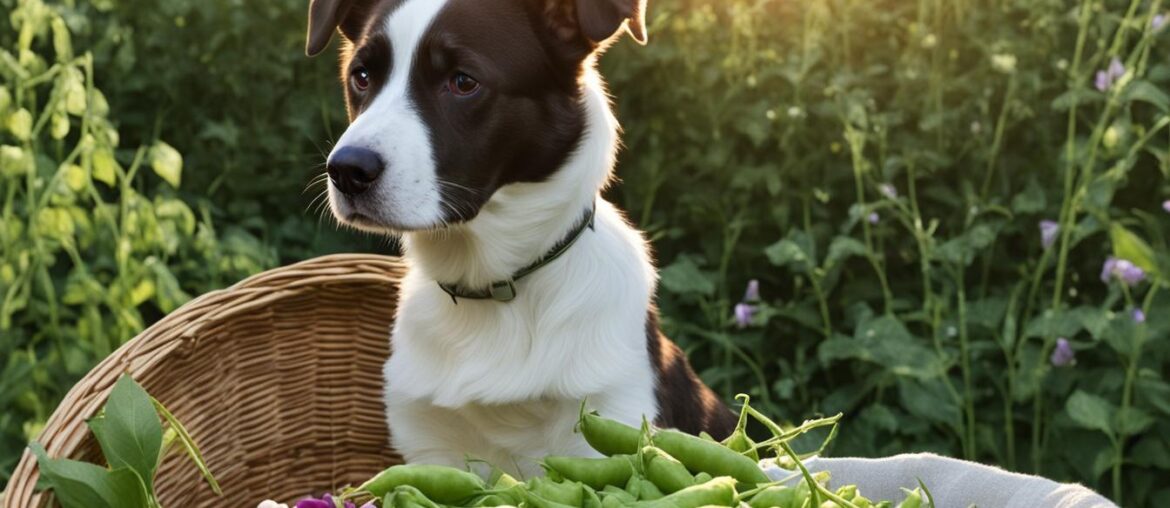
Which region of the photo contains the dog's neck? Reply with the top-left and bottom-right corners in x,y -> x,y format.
402,66 -> 619,289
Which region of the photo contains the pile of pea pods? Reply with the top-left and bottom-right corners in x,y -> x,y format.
340,397 -> 932,508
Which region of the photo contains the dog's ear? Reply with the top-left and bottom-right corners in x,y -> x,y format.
577,0 -> 647,45
544,0 -> 648,47
306,0 -> 376,56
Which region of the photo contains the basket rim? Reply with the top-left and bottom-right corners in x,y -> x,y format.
2,253 -> 406,508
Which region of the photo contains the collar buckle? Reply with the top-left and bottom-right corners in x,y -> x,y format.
489,281 -> 517,302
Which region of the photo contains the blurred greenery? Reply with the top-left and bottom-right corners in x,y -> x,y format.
2,0 -> 1170,505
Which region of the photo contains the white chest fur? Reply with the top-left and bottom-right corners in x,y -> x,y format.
384,203 -> 660,475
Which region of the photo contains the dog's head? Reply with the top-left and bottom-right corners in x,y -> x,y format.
307,0 -> 646,232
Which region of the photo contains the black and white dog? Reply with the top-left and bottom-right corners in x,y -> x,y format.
306,0 -> 735,476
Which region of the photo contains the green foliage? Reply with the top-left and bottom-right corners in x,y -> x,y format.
0,0 -> 275,481
1,0 -> 1169,505
33,375 -> 219,507
603,0 -> 1170,505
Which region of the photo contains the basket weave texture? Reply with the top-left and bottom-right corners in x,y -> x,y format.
4,254 -> 407,508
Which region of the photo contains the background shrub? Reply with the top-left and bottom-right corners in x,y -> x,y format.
2,0 -> 1169,505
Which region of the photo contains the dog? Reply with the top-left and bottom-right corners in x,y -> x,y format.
306,0 -> 736,476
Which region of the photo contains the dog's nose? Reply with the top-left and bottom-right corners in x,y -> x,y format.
326,146 -> 385,196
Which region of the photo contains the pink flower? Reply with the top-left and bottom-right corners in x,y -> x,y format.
734,303 -> 756,328
1101,257 -> 1146,286
1162,200 -> 1170,213
296,494 -> 355,508
1132,308 -> 1146,323
1153,13 -> 1167,31
1095,58 -> 1126,92
1051,338 -> 1076,367
1039,220 -> 1059,250
868,212 -> 880,225
743,279 -> 760,302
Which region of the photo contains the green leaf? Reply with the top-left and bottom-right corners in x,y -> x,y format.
1075,306 -> 1112,341
765,239 -> 812,271
88,376 -> 163,496
151,397 -> 222,495
30,443 -> 148,508
824,236 -> 867,268
935,225 -> 996,266
1011,179 -> 1047,214
1110,223 -> 1158,277
1051,87 -> 1102,111
1022,309 -> 1084,339
1123,80 -> 1170,112
659,256 -> 715,296
149,141 -> 183,188
1115,407 -> 1155,436
819,316 -> 942,379
898,378 -> 961,426
1066,390 -> 1116,437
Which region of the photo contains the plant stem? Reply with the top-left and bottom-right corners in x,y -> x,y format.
955,266 -> 976,460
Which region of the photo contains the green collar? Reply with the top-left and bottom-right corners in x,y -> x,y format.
438,203 -> 597,303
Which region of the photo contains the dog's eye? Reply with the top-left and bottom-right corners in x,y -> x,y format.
351,67 -> 370,91
448,72 -> 480,96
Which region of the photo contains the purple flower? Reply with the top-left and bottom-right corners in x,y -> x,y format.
1153,13 -> 1167,31
1094,71 -> 1109,93
1039,220 -> 1059,250
295,494 -> 354,508
743,279 -> 760,302
1051,338 -> 1076,367
1101,256 -> 1146,286
1109,58 -> 1125,79
879,183 -> 898,199
1162,200 -> 1170,213
868,212 -> 880,224
1132,308 -> 1146,323
734,303 -> 756,328
1095,58 -> 1126,92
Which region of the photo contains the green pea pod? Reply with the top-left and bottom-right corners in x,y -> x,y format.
522,489 -> 581,508
602,495 -> 634,508
641,446 -> 694,494
584,485 -> 604,508
874,501 -> 894,508
624,476 -> 664,500
602,485 -> 638,503
545,455 -> 636,490
693,472 -> 713,484
747,485 -> 798,508
896,488 -> 923,508
580,410 -> 641,456
386,486 -> 441,508
355,464 -> 484,503
652,429 -> 771,485
633,476 -> 737,508
476,493 -> 518,507
528,477 -> 586,506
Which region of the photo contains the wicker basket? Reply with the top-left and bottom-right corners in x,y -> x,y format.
3,254 -> 407,508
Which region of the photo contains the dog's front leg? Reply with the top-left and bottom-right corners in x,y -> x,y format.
384,392 -> 482,469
